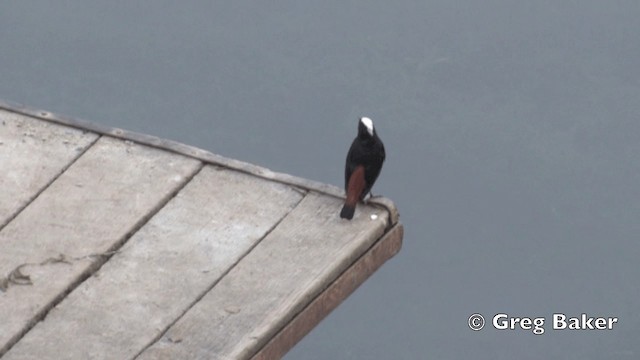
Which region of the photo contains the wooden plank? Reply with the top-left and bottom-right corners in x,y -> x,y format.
0,109 -> 98,228
3,166 -> 304,360
137,192 -> 390,360
0,136 -> 201,356
252,223 -> 403,360
0,100 -> 400,226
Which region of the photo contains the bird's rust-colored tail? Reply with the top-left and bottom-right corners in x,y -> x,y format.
340,166 -> 366,220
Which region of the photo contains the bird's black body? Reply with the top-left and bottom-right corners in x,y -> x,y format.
340,117 -> 385,219
344,120 -> 386,197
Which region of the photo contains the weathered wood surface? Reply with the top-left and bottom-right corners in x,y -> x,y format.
0,136 -> 201,355
137,192 -> 390,360
252,223 -> 403,360
0,101 -> 402,360
4,166 -> 303,360
0,109 -> 98,228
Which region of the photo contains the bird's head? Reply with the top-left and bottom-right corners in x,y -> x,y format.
358,117 -> 375,138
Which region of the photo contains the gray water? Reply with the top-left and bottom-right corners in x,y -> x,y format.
1,2 -> 639,359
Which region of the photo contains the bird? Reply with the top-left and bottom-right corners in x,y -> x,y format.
340,117 -> 385,220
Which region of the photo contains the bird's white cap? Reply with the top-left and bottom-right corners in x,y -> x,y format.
360,117 -> 374,136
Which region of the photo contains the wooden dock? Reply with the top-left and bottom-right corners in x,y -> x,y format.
0,101 -> 402,360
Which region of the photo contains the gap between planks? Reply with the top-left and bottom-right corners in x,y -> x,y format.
0,135 -> 101,232
131,190 -> 309,359
250,223 -> 404,360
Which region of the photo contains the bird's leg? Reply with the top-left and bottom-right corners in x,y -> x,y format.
369,191 -> 383,199
363,191 -> 383,204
